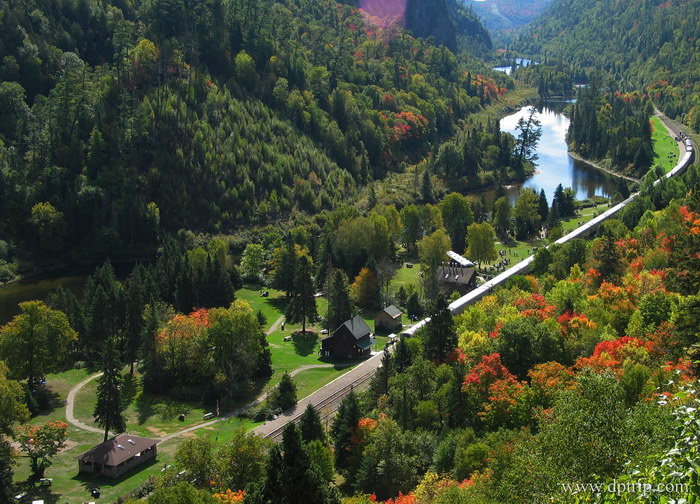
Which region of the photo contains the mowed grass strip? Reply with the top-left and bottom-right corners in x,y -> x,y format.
650,116 -> 679,173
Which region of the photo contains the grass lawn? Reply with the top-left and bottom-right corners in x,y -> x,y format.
72,372 -> 212,438
650,116 -> 679,173
235,284 -> 287,327
390,262 -> 421,295
482,202 -> 611,273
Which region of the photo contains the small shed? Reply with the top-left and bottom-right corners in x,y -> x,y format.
77,434 -> 158,479
320,315 -> 372,360
374,305 -> 403,333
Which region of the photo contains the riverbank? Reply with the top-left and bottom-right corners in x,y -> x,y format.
567,151 -> 640,183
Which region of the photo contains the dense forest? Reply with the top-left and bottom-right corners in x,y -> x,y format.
0,0 -> 525,270
568,85 -> 656,178
515,0 -> 700,131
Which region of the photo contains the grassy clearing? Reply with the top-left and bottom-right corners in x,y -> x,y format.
236,284 -> 287,326
483,202 -> 611,272
650,116 -> 680,173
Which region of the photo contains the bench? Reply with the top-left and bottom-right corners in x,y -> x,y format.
203,412 -> 215,420
38,478 -> 53,487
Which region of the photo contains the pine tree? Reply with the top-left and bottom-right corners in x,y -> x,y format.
139,303 -> 161,392
595,233 -> 623,283
285,255 -> 317,333
538,189 -> 549,222
331,390 -> 360,473
423,293 -> 456,362
369,349 -> 392,400
273,372 -> 297,411
275,235 -> 297,296
421,167 -> 434,203
299,404 -> 325,443
94,340 -> 126,442
326,269 -> 353,333
394,336 -> 412,372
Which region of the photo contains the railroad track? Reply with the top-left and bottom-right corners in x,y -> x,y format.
255,117 -> 695,441
263,364 -> 378,441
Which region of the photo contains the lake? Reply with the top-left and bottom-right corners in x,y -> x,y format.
493,57 -> 533,75
499,102 -> 620,204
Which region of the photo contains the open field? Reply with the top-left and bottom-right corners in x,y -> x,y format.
650,116 -> 680,173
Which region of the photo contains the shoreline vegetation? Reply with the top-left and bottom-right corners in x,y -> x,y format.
567,150 -> 641,183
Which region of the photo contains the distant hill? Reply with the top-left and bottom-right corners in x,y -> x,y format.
468,0 -> 555,32
516,0 -> 700,130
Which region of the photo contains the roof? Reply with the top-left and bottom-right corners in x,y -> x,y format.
378,305 -> 402,319
446,251 -> 475,267
77,434 -> 158,466
356,338 -> 373,350
335,315 -> 371,340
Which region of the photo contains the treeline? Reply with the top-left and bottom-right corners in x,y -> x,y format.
101,163 -> 700,504
568,85 -> 656,178
0,0 -> 510,263
516,0 -> 700,131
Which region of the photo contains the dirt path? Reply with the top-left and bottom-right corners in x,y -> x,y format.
65,372 -> 105,435
266,315 -> 284,335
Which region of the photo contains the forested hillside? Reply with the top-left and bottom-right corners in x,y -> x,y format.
515,0 -> 700,131
0,0 -> 505,262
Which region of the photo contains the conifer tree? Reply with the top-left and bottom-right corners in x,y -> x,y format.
423,293 -> 456,362
273,372 -> 297,411
394,336 -> 412,372
538,188 -> 549,222
421,167 -> 434,203
326,269 -> 354,333
331,390 -> 360,473
285,255 -> 317,333
94,339 -> 126,442
299,404 -> 325,443
275,235 -> 297,296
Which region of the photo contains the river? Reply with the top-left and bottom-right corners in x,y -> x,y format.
0,102 -> 621,324
499,102 -> 619,204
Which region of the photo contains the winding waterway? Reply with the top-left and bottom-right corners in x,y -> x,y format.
499,102 -> 620,204
0,102 -> 622,324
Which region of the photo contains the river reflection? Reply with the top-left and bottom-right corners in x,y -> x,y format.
499,102 -> 620,204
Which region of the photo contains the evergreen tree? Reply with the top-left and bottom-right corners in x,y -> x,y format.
594,233 -> 623,283
326,269 -> 353,333
538,189 -> 549,222
394,336 -> 413,372
423,294 -> 456,362
299,404 -> 325,443
331,390 -> 360,474
254,444 -> 286,504
369,349 -> 392,400
421,168 -> 434,203
285,255 -> 318,333
272,372 -> 297,411
139,303 -> 161,392
93,339 -> 126,442
275,235 -> 297,296
82,260 -> 122,359
254,331 -> 273,377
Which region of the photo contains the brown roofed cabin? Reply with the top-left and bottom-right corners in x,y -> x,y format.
77,434 -> 158,478
321,315 -> 373,359
374,305 -> 402,333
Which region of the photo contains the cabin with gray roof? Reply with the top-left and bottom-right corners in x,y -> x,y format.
76,434 -> 158,478
374,305 -> 403,333
320,315 -> 373,359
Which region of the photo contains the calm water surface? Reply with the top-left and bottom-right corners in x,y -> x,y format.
0,103 -> 620,323
499,103 -> 619,204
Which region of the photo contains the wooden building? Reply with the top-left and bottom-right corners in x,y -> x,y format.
374,305 -> 403,333
320,315 -> 373,359
437,250 -> 476,293
77,434 -> 158,479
